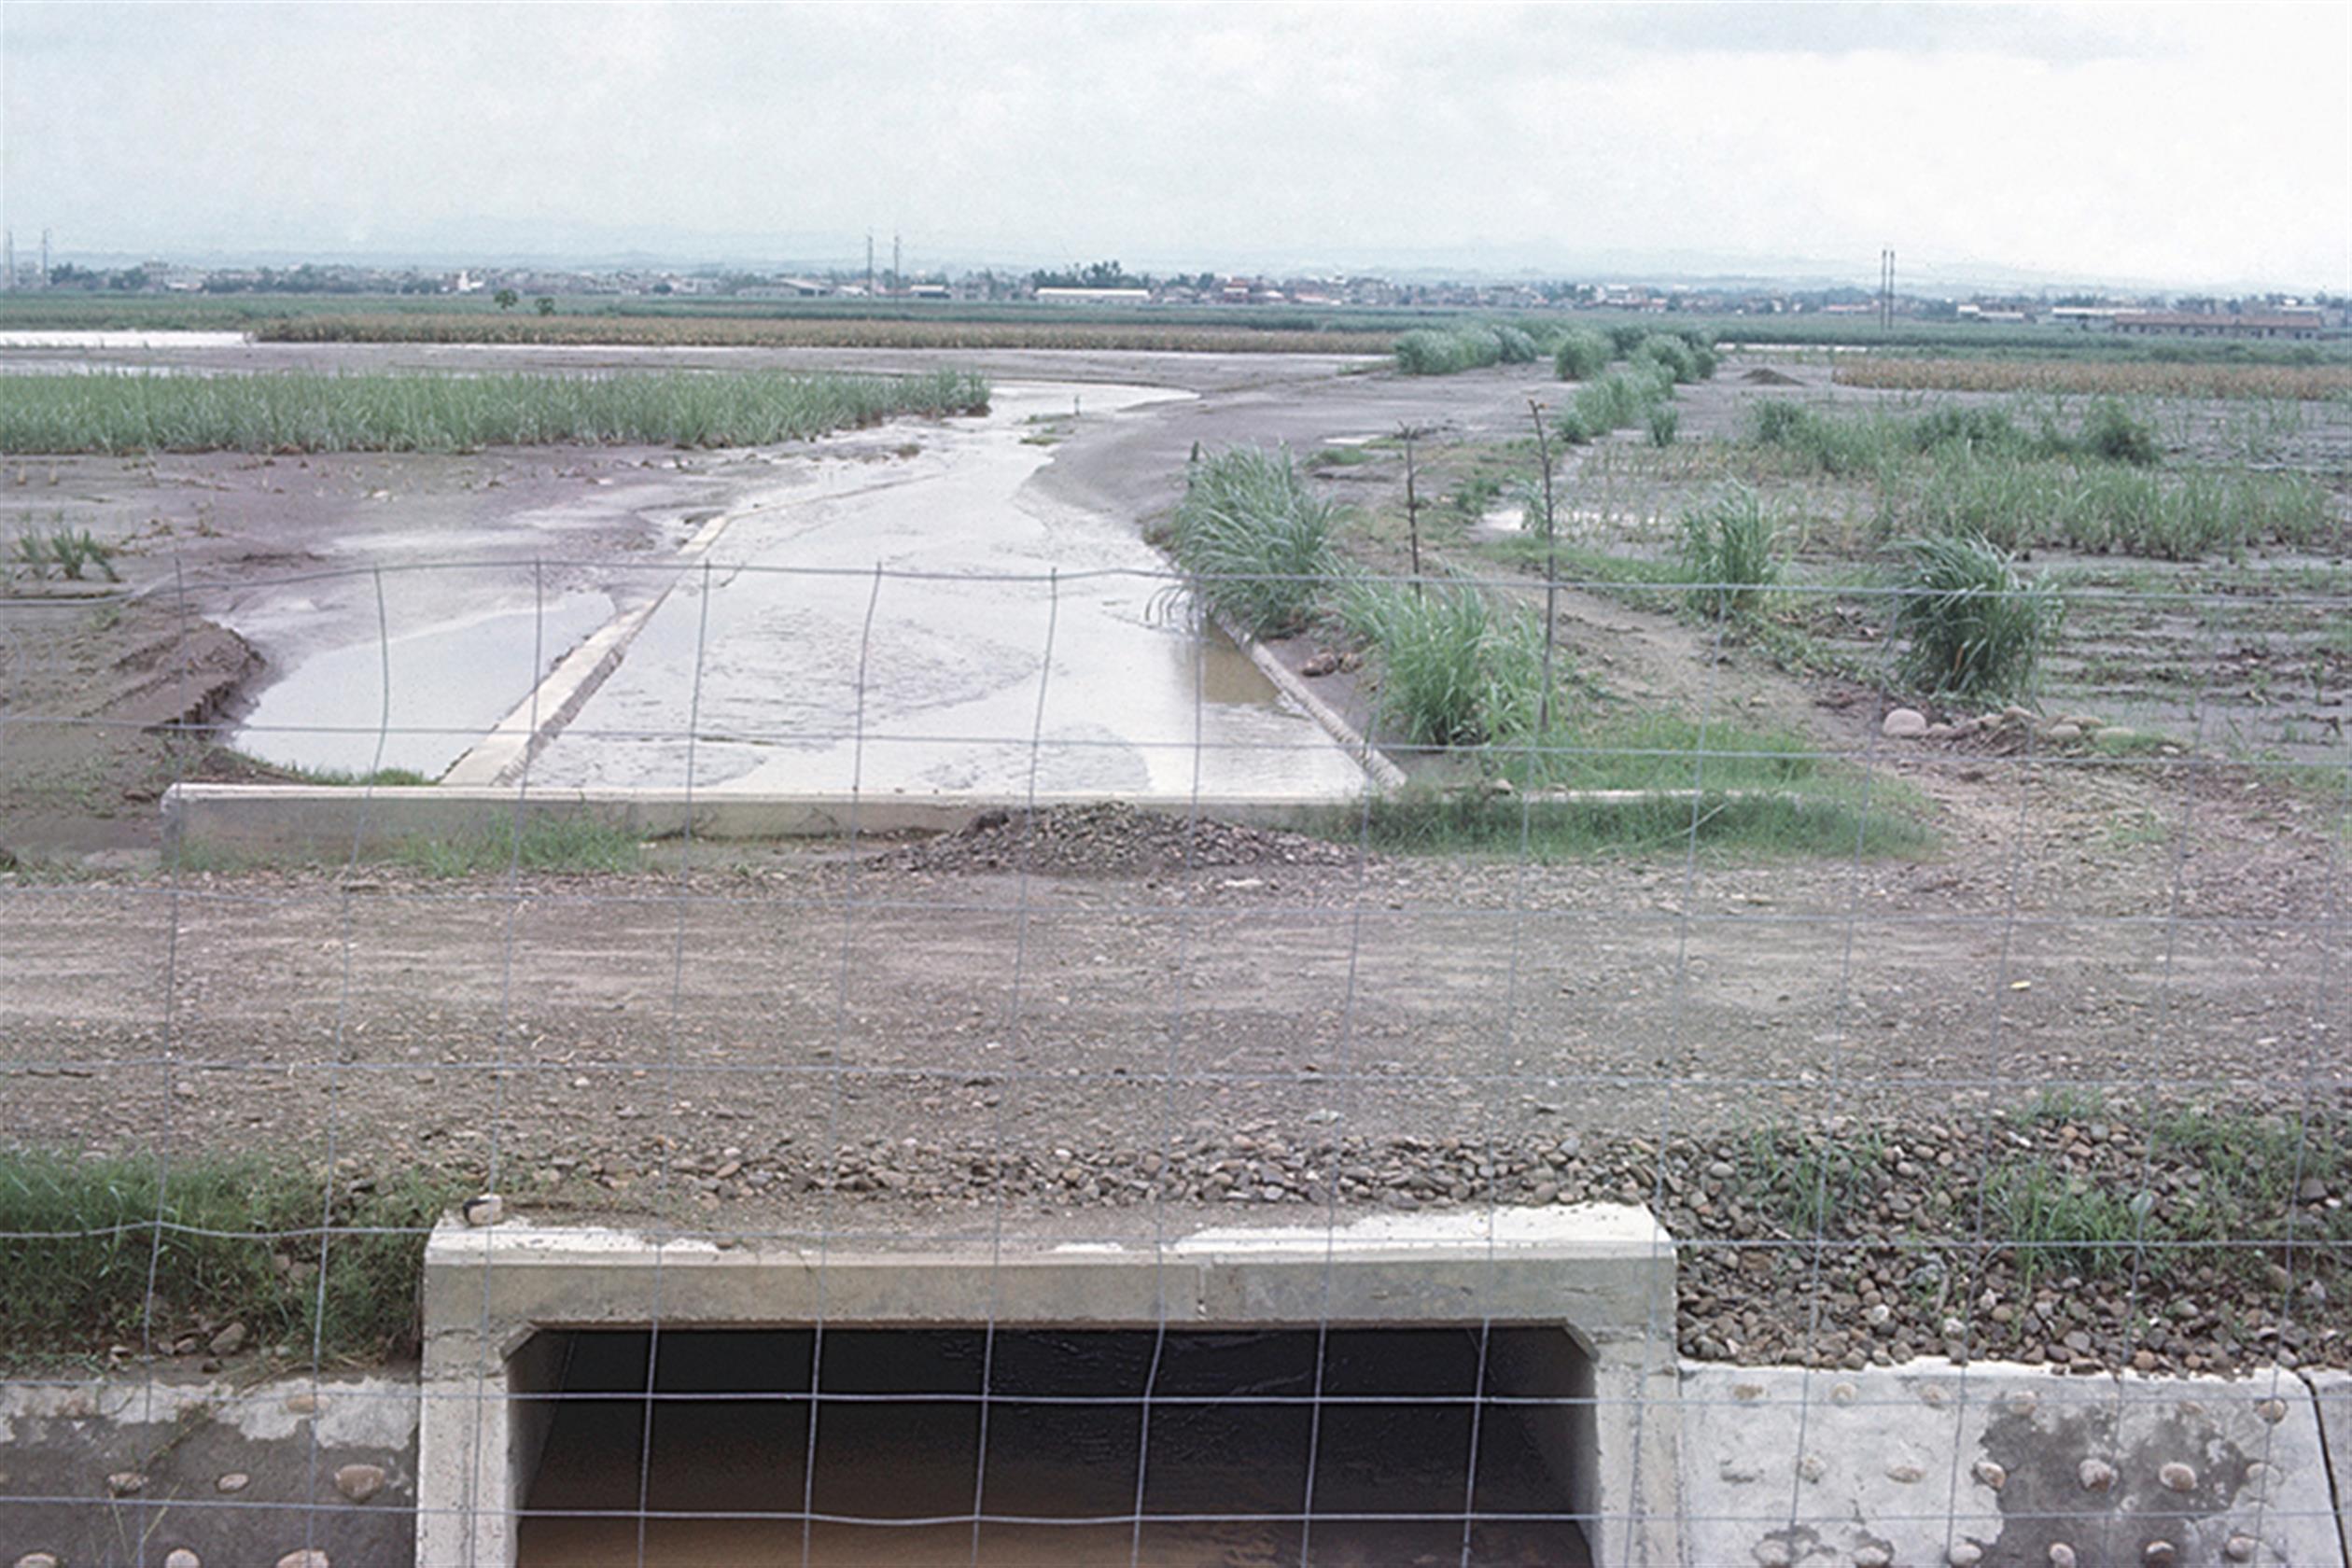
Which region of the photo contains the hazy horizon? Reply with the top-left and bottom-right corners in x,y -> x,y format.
5,2 -> 2347,296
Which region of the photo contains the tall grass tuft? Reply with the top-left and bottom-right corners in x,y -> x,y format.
1169,446 -> 1339,637
1891,533 -> 2063,701
1678,485 -> 1779,621
1343,577 -> 1552,750
0,368 -> 991,455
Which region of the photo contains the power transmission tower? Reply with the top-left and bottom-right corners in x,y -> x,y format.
1879,246 -> 1897,330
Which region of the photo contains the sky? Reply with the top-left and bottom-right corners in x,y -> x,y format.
4,2 -> 2348,292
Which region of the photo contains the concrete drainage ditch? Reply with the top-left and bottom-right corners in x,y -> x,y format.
5,1211 -> 2346,1567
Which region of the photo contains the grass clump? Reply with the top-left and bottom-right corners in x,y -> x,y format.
1558,368 -> 1675,444
1891,534 -> 2063,702
10,525 -> 119,582
1342,577 -> 1551,749
1983,1161 -> 2152,1286
0,1147 -> 462,1361
0,368 -> 990,455
389,816 -> 645,877
1169,445 -> 1339,637
1678,485 -> 1779,621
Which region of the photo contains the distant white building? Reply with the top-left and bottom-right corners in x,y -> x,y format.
1035,287 -> 1151,305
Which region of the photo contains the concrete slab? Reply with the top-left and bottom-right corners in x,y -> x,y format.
0,1372 -> 416,1568
2309,1369 -> 2351,1565
162,782 -> 1356,857
415,1205 -> 1681,1568
1680,1361 -> 2339,1568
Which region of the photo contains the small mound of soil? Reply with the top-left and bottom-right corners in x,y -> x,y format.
1743,367 -> 1804,386
882,802 -> 1360,877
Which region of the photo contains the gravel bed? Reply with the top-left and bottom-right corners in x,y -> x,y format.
880,801 -> 1361,877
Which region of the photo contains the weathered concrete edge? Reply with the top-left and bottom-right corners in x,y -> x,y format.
414,1207 -> 1681,1568
1207,605 -> 1407,791
2307,1368 -> 2352,1567
162,783 -> 1361,854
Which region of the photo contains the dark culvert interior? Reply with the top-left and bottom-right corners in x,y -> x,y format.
515,1325 -> 1594,1566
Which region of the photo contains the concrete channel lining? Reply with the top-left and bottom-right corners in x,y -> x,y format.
414,1205 -> 1682,1568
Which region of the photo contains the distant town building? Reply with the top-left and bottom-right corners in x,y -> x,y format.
1034,287 -> 1151,305
2110,310 -> 2326,340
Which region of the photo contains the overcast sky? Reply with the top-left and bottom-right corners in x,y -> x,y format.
4,2 -> 2347,290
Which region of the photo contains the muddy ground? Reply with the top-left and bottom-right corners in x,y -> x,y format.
4,343 -> 2347,1375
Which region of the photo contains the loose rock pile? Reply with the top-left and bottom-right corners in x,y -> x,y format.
882,802 -> 1360,877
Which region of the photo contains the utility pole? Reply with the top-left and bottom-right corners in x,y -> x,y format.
1879,245 -> 1897,331
891,231 -> 902,297
1397,422 -> 1435,598
1528,399 -> 1561,744
865,232 -> 875,297
2,230 -> 13,291
41,228 -> 52,288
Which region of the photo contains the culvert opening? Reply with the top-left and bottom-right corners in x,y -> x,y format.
513,1325 -> 1597,1566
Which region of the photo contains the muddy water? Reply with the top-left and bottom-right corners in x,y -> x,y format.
233,591 -> 613,777
518,1329 -> 1589,1568
526,383 -> 1365,798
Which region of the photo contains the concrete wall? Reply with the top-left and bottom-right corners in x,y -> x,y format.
414,1207 -> 1683,1568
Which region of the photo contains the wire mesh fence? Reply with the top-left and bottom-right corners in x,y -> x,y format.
3,539 -> 2347,1568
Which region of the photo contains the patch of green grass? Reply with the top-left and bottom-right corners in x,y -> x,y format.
1342,576 -> 1554,750
1735,1127 -> 1888,1234
1336,786 -> 1927,862
1168,444 -> 1340,637
2018,1085 -> 2112,1125
1983,1160 -> 2152,1286
388,816 -> 645,877
0,368 -> 991,455
0,1147 -> 463,1363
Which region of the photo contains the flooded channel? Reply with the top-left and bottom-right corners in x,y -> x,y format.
233,591 -> 614,777
521,382 -> 1364,797
517,1328 -> 1591,1568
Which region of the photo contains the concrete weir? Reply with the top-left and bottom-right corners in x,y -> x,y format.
161,782 -> 1350,856
414,1206 -> 1683,1568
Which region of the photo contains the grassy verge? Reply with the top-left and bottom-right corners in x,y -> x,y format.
0,367 -> 990,455
1337,778 -> 1928,861
176,817 -> 645,877
0,1148 -> 464,1364
1833,355 -> 2352,400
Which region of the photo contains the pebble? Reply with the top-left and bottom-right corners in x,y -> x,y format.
2158,1461 -> 2196,1492
1798,1453 -> 1825,1482
2049,1547 -> 2078,1568
209,1321 -> 248,1356
1886,1462 -> 1925,1484
1883,707 -> 1929,738
461,1193 -> 504,1226
14,1555 -> 63,1568
1752,1543 -> 1792,1567
2254,1397 -> 2288,1424
285,1392 -> 320,1415
2143,1544 -> 2176,1566
1829,1380 -> 1858,1404
1855,1550 -> 1891,1568
333,1462 -> 386,1502
106,1470 -> 147,1495
1972,1458 -> 2007,1490
217,1471 -> 250,1491
275,1554 -> 330,1568
2045,722 -> 2082,743
1949,1544 -> 1983,1567
165,1551 -> 201,1568
2222,1538 -> 2258,1562
2078,1457 -> 2116,1491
